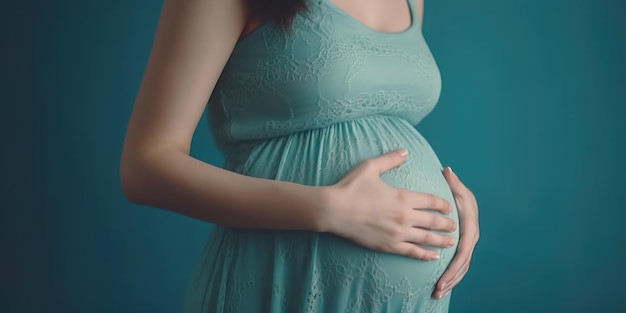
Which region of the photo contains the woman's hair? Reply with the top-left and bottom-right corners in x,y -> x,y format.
246,0 -> 308,30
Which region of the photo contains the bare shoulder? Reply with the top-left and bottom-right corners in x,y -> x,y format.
414,0 -> 424,25
122,0 -> 249,156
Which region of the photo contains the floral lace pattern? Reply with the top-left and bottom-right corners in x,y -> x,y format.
187,1 -> 459,312
208,0 -> 441,151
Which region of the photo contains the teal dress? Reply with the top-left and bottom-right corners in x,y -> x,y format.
184,0 -> 460,312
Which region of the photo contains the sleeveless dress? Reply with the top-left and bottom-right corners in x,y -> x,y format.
184,0 -> 460,312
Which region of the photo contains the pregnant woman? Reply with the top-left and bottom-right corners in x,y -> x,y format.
120,0 -> 480,312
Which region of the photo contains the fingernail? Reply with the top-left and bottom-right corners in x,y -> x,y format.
440,282 -> 447,291
398,148 -> 408,156
431,254 -> 440,260
448,166 -> 453,173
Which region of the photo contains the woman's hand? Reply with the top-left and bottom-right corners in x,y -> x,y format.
433,167 -> 480,299
322,149 -> 458,261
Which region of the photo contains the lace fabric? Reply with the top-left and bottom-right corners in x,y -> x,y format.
186,1 -> 459,312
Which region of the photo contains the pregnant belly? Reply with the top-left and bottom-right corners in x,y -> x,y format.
214,116 -> 460,307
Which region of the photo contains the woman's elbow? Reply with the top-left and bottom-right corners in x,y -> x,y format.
119,154 -> 146,204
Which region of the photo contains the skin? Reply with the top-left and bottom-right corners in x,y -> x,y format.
317,1 -> 480,299
243,0 -> 423,36
120,0 -> 478,302
435,167 -> 480,299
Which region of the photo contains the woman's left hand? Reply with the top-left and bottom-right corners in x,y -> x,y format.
433,166 -> 480,299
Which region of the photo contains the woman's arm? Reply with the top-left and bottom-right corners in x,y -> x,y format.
120,0 -> 456,261
120,0 -> 329,231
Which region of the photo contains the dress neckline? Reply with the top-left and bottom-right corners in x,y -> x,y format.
323,0 -> 416,36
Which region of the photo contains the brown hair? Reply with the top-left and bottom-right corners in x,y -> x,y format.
245,0 -> 308,30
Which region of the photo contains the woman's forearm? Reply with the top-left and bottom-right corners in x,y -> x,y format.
120,148 -> 332,232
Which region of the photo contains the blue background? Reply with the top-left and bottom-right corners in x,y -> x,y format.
2,0 -> 625,312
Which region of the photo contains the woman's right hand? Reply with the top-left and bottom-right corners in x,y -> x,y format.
321,148 -> 457,261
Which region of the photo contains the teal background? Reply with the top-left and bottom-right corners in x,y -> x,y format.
2,0 -> 624,312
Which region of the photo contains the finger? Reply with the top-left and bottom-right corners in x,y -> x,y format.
435,259 -> 464,293
446,257 -> 472,290
440,249 -> 473,294
372,148 -> 409,175
442,166 -> 466,193
436,264 -> 470,297
432,288 -> 453,300
410,210 -> 456,232
435,239 -> 474,292
435,249 -> 469,291
406,191 -> 452,215
406,227 -> 456,248
395,242 -> 440,261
